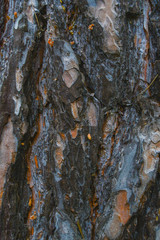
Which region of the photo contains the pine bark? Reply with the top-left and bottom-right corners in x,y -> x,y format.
0,0 -> 160,239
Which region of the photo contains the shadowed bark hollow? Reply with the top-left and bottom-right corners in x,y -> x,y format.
0,0 -> 160,239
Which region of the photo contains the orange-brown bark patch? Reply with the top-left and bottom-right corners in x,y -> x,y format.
11,152 -> 17,163
32,114 -> 42,145
115,190 -> 130,225
144,58 -> 148,83
34,155 -> 39,169
0,190 -> 4,207
134,34 -> 137,47
71,126 -> 78,139
43,116 -> 46,128
26,148 -> 32,184
30,212 -> 37,220
31,227 -> 34,235
65,194 -> 70,200
38,191 -> 41,199
71,101 -> 79,119
28,197 -> 32,207
55,148 -> 64,169
60,132 -> 66,141
44,84 -> 47,95
87,102 -> 97,126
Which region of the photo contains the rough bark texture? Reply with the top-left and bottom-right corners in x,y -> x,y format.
0,0 -> 160,239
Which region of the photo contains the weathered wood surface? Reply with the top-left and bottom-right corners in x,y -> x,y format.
0,0 -> 160,239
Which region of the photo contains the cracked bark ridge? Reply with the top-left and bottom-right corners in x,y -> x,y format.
0,0 -> 160,239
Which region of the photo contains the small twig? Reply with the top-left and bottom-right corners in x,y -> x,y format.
77,219 -> 85,239
138,74 -> 158,96
31,5 -> 40,28
34,10 -> 40,28
56,208 -> 64,218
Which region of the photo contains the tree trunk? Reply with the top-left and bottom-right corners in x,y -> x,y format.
0,0 -> 160,239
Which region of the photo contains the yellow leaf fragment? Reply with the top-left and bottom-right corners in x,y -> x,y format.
88,24 -> 94,30
70,41 -> 75,45
14,12 -> 17,19
62,6 -> 66,11
87,133 -> 92,140
7,16 -> 10,21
